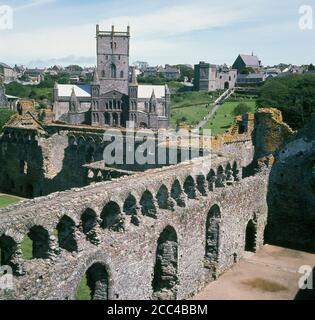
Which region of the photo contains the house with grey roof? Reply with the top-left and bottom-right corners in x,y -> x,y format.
0,62 -> 17,83
232,54 -> 262,73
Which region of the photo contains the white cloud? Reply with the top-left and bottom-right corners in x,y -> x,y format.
99,4 -> 246,38
15,0 -> 56,11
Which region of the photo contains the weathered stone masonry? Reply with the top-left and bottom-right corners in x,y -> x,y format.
0,155 -> 268,300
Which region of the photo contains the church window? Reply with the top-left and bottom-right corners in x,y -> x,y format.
111,64 -> 117,78
120,70 -> 124,78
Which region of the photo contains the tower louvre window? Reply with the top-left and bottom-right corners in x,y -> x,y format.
111,64 -> 117,78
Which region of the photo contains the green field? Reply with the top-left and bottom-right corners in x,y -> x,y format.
0,194 -> 22,208
170,91 -> 222,128
170,104 -> 214,128
203,100 -> 257,135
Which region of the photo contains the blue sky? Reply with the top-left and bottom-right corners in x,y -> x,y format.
0,0 -> 314,67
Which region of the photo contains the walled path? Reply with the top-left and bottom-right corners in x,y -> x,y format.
192,245 -> 315,300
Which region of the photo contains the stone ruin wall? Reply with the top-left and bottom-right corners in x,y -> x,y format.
0,155 -> 268,300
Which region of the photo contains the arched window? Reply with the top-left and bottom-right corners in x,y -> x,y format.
110,64 -> 116,78
183,176 -> 197,199
102,70 -> 105,78
101,201 -> 123,231
123,194 -> 137,216
0,235 -> 17,270
120,70 -> 124,78
81,208 -> 99,245
76,263 -> 109,300
205,205 -> 221,267
23,226 -> 50,260
152,226 -> 178,300
140,190 -> 157,218
171,180 -> 185,207
57,215 -> 77,252
156,185 -> 173,210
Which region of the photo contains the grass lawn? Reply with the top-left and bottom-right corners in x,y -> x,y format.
171,91 -> 220,109
76,276 -> 91,300
203,100 -> 257,135
170,104 -> 214,128
170,91 -> 222,128
0,194 -> 22,208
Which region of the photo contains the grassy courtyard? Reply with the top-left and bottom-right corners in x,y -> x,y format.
203,99 -> 257,135
0,194 -> 22,208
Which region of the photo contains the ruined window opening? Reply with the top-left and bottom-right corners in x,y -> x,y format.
245,220 -> 257,253
57,216 -> 78,253
123,194 -> 137,215
152,226 -> 178,300
101,202 -> 124,231
183,176 -> 196,199
24,226 -> 50,259
81,209 -> 99,245
196,175 -> 207,196
205,205 -> 221,268
0,235 -> 17,270
207,169 -> 216,191
76,263 -> 109,300
216,166 -> 226,188
140,190 -> 157,218
157,185 -> 173,210
171,180 -> 185,207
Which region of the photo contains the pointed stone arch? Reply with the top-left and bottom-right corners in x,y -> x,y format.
207,169 -> 216,191
152,226 -> 178,300
216,165 -> 226,188
76,262 -> 109,300
183,176 -> 197,199
156,185 -> 174,210
140,190 -> 157,218
205,204 -> 221,269
196,175 -> 207,196
100,201 -> 124,231
25,226 -> 50,259
81,208 -> 99,245
57,215 -> 78,252
171,179 -> 186,207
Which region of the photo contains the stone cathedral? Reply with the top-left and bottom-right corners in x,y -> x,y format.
53,25 -> 170,130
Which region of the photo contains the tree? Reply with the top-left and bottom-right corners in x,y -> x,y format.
256,74 -> 315,130
240,67 -> 255,75
233,103 -> 252,116
29,90 -> 37,99
5,82 -> 28,97
308,64 -> 315,71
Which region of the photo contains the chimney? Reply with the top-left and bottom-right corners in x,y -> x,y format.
96,24 -> 99,34
111,25 -> 115,33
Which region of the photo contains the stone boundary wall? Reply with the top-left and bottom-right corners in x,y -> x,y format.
0,154 -> 268,300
